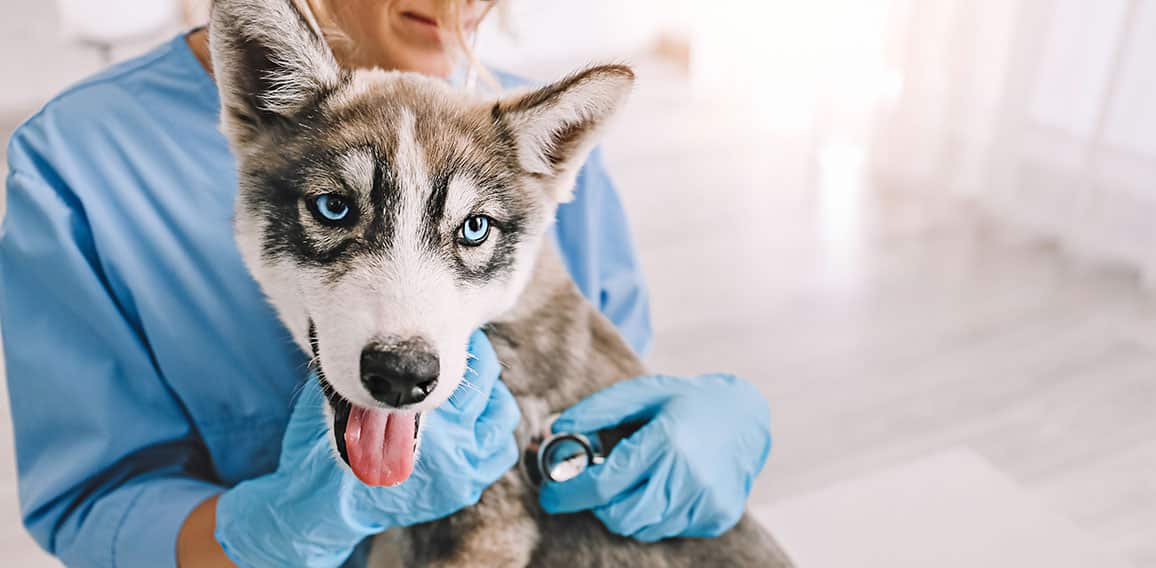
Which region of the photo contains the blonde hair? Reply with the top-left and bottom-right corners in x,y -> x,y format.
308,0 -> 500,87
434,0 -> 499,87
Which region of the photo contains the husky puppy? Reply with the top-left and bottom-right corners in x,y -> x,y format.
210,0 -> 793,565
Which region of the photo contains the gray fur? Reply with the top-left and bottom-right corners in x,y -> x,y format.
372,250 -> 795,567
210,0 -> 793,565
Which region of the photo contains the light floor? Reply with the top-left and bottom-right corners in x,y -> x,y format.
1,63 -> 1154,566
606,68 -> 1156,567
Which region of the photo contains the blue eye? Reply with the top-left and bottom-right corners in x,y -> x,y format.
459,215 -> 491,246
312,194 -> 350,223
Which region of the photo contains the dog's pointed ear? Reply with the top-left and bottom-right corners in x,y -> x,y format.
493,65 -> 635,202
209,0 -> 343,143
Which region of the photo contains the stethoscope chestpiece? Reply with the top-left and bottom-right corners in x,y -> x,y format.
521,417 -> 645,489
522,430 -> 606,487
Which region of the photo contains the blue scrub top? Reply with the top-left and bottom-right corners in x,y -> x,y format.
0,34 -> 651,568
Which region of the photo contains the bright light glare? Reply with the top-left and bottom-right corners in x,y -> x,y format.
691,0 -> 901,131
818,140 -> 869,283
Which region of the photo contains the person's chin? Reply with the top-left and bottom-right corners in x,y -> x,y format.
397,50 -> 456,79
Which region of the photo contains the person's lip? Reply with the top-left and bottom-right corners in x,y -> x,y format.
402,11 -> 439,28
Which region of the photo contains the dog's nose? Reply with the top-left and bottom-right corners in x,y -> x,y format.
359,344 -> 439,407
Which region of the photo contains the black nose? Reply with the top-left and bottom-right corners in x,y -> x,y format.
359,342 -> 439,407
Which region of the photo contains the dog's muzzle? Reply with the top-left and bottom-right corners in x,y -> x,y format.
309,321 -> 423,486
359,340 -> 439,407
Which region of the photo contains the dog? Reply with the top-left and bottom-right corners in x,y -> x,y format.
210,0 -> 793,565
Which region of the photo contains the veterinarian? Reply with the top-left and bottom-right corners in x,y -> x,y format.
0,1 -> 772,566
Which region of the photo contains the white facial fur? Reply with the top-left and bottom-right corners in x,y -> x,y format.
240,109 -> 538,413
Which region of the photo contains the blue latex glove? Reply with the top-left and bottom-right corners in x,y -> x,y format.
539,374 -> 771,542
215,330 -> 519,567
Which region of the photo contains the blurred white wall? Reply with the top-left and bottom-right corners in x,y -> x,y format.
7,0 -> 1156,288
873,0 -> 1156,284
475,0 -> 684,80
0,1 -> 182,111
0,2 -> 103,111
55,0 -> 179,45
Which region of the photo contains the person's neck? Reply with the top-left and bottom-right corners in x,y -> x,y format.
187,28 -> 213,75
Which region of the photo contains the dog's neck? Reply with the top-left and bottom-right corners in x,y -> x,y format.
483,240 -> 646,408
491,241 -> 575,327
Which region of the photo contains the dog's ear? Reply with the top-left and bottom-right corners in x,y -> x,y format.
493,65 -> 634,202
209,0 -> 343,144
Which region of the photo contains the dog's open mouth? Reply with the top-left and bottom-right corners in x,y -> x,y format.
322,380 -> 422,487
311,321 -> 421,487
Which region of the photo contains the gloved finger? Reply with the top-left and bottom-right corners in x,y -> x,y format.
631,483 -> 703,542
632,519 -> 682,543
539,420 -> 666,514
592,483 -> 670,541
678,505 -> 742,539
289,375 -> 330,425
280,375 -> 333,451
475,428 -> 519,487
476,380 -> 521,446
448,329 -> 502,413
473,381 -> 521,480
551,375 -> 688,434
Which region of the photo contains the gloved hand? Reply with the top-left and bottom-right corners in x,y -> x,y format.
215,330 -> 519,567
539,373 -> 771,542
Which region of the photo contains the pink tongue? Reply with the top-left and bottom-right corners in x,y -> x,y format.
345,406 -> 417,486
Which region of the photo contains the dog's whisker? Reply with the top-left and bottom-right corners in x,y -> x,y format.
448,389 -> 467,405
456,376 -> 484,395
305,350 -> 322,369
288,379 -> 311,410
